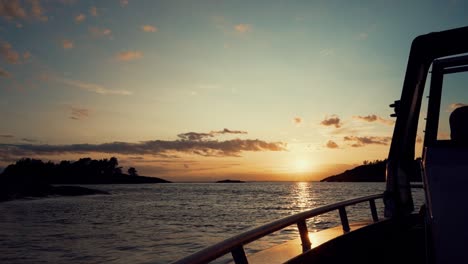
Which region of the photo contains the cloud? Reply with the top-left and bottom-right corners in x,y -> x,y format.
62,39 -> 73,49
356,32 -> 368,40
355,114 -> 377,122
178,132 -> 213,141
353,114 -> 395,126
343,136 -> 392,147
326,140 -> 339,149
234,23 -> 251,33
116,50 -> 143,61
0,67 -> 11,78
0,0 -> 27,20
89,26 -> 112,37
320,49 -> 335,56
0,136 -> 287,158
0,134 -> 14,138
141,24 -> 157,32
177,128 -> 248,141
70,106 -> 89,120
30,0 -> 47,21
448,103 -> 468,111
21,138 -> 37,143
23,51 -> 31,59
90,6 -> 98,17
416,135 -> 423,144
58,78 -> 132,95
320,115 -> 342,128
293,117 -> 303,125
120,0 -> 129,7
0,40 -> 21,64
213,128 -> 247,135
0,0 -> 47,21
75,13 -> 85,23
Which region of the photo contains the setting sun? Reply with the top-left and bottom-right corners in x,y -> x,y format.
294,159 -> 311,173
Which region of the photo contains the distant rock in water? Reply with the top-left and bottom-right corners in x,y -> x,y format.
320,159 -> 422,182
216,179 -> 245,183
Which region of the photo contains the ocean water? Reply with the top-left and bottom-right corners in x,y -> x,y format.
0,182 -> 424,264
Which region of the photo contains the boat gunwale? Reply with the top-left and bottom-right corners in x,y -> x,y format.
171,193 -> 384,264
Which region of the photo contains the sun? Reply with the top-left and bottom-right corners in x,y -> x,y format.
294,159 -> 311,173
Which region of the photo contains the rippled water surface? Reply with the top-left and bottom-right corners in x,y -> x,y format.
0,182 -> 423,263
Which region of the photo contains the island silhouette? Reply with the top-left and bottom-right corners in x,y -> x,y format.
0,157 -> 170,202
321,159 -> 422,182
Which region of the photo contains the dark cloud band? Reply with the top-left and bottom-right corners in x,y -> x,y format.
1,138 -> 286,158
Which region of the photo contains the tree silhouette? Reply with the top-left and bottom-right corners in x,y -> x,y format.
128,167 -> 138,177
2,157 -> 128,184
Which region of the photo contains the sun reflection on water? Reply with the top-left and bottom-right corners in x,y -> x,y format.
291,182 -> 333,232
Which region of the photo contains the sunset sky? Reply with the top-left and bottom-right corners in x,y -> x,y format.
1,0 -> 468,181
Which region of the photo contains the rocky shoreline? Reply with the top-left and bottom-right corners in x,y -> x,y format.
0,183 -> 109,202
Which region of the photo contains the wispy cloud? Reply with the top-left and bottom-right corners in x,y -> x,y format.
214,128 -> 248,135
178,128 -> 248,141
325,140 -> 339,149
320,115 -> 342,128
353,114 -> 395,126
293,117 -> 303,125
0,134 -> 14,138
343,136 -> 391,147
23,51 -> 31,59
120,0 -> 129,7
0,40 -> 21,64
0,67 -> 11,78
30,0 -> 47,21
58,78 -> 132,95
234,23 -> 252,33
89,26 -> 112,38
141,24 -> 157,32
0,0 -> 27,20
0,0 -> 47,21
319,49 -> 335,56
21,138 -> 37,143
70,106 -> 89,120
75,13 -> 85,23
116,50 -> 143,61
177,132 -> 212,141
89,6 -> 98,17
1,131 -> 286,158
416,135 -> 423,144
356,32 -> 368,40
448,103 -> 468,111
62,39 -> 73,49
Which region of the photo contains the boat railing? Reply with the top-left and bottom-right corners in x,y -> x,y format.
171,193 -> 384,264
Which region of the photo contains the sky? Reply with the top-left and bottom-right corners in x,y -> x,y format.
1,0 -> 468,182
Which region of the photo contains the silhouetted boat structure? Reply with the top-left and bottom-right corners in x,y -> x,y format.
171,26 -> 468,264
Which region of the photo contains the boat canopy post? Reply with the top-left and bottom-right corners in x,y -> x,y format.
385,26 -> 468,218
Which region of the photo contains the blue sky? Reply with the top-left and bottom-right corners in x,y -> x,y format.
1,0 -> 468,181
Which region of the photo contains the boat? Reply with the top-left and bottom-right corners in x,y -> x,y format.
171,26 -> 468,264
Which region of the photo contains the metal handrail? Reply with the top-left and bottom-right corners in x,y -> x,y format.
171,193 -> 384,264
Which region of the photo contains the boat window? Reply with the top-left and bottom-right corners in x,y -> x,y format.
437,72 -> 468,141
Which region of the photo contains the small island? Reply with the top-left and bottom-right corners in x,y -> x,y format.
0,157 -> 171,202
216,179 -> 245,183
